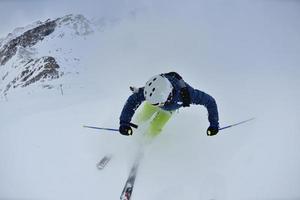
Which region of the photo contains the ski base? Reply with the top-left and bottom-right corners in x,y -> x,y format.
120,151 -> 144,200
120,163 -> 139,200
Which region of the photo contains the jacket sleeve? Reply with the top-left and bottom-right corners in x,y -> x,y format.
119,88 -> 145,125
190,88 -> 219,128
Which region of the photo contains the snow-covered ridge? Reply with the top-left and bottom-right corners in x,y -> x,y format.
0,14 -> 99,98
0,19 -> 57,66
56,14 -> 95,36
0,20 -> 45,50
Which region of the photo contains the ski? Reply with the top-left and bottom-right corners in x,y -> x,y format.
96,155 -> 112,170
120,151 -> 144,200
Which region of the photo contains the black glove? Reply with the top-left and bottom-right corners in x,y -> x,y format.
207,126 -> 219,136
119,124 -> 133,136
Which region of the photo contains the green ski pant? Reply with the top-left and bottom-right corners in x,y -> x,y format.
135,102 -> 173,138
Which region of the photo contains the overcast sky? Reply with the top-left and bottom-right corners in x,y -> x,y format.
1,0 -> 300,38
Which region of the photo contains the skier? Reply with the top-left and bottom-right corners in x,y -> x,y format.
119,72 -> 219,138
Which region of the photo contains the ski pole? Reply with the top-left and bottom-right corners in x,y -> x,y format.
83,125 -> 119,132
83,122 -> 138,132
219,117 -> 255,131
84,118 -> 254,133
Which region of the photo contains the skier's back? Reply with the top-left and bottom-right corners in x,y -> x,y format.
119,72 -> 219,138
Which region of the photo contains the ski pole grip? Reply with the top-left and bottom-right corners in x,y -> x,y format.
129,122 -> 138,129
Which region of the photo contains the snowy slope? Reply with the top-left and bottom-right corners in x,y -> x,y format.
1,1 -> 300,200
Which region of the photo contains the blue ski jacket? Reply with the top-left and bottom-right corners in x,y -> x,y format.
119,73 -> 219,128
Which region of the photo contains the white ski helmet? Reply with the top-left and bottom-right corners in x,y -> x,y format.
144,74 -> 173,106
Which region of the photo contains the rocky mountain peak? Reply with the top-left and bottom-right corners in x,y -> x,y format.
56,14 -> 95,36
0,14 -> 96,98
0,19 -> 57,66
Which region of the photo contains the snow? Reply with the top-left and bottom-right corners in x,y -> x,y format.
1,1 -> 300,200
